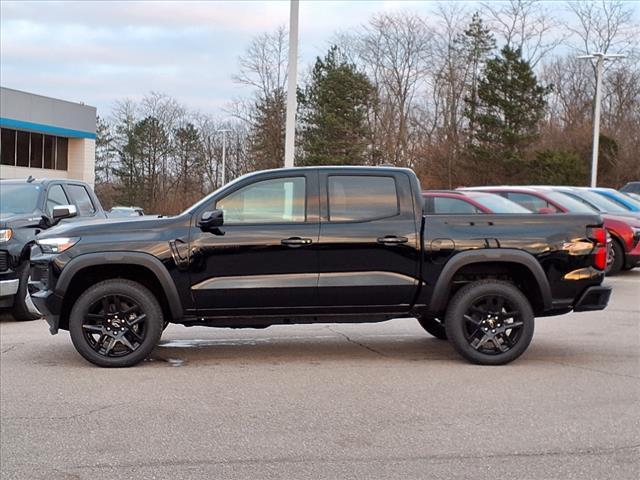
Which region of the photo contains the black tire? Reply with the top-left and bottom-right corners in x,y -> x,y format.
445,280 -> 534,366
606,238 -> 624,276
11,262 -> 41,321
69,279 -> 163,367
417,316 -> 447,340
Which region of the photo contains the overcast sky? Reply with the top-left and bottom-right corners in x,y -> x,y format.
0,1 -> 636,119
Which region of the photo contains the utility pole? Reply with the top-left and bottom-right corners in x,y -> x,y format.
578,52 -> 625,187
284,0 -> 299,168
216,128 -> 231,187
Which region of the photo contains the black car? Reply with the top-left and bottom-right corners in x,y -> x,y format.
29,167 -> 611,367
0,178 -> 106,320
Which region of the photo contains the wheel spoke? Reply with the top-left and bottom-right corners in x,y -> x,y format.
464,314 -> 480,326
504,321 -> 524,330
92,334 -> 107,352
127,328 -> 144,343
86,313 -> 106,323
127,313 -> 146,327
472,334 -> 491,351
82,324 -> 104,333
492,336 -> 509,353
118,335 -> 136,352
103,337 -> 116,355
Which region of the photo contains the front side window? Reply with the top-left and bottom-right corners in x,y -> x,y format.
328,175 -> 399,222
433,197 -> 480,214
216,177 -> 306,224
66,185 -> 96,215
46,185 -> 69,216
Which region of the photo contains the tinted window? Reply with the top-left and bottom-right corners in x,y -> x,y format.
506,193 -> 557,212
328,176 -> 398,222
432,197 -> 480,214
0,184 -> 42,214
43,135 -> 55,169
545,192 -> 597,213
46,185 -> 69,216
1,128 -> 16,165
30,133 -> 43,168
66,184 -> 96,215
217,177 -> 306,224
16,131 -> 30,167
56,137 -> 68,170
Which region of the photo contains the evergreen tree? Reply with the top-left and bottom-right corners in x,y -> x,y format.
298,46 -> 375,165
455,12 -> 496,141
249,88 -> 286,170
466,46 -> 551,181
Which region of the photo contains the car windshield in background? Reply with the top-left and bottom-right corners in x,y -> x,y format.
466,193 -> 531,213
569,189 -> 629,213
0,184 -> 41,215
544,191 -> 598,214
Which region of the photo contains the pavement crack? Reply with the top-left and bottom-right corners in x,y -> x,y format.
543,360 -> 640,380
7,402 -> 127,421
325,326 -> 388,357
1,343 -> 22,354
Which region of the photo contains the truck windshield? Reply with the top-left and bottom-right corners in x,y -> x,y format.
467,193 -> 532,213
0,184 -> 42,215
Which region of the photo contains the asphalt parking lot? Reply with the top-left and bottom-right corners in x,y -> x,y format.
1,271 -> 638,480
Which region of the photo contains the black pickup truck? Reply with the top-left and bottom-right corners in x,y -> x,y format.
0,178 -> 106,320
29,167 -> 611,367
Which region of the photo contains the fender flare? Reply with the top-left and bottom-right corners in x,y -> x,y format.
55,252 -> 183,319
428,249 -> 552,313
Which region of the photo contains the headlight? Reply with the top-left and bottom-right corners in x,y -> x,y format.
37,237 -> 80,254
0,229 -> 12,243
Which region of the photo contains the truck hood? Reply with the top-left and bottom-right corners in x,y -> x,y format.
37,214 -> 186,239
0,211 -> 43,229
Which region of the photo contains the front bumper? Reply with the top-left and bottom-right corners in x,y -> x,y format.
573,285 -> 612,312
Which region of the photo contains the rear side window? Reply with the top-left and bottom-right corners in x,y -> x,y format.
46,184 -> 69,216
66,184 -> 96,215
328,175 -> 399,222
433,197 -> 480,214
506,193 -> 558,212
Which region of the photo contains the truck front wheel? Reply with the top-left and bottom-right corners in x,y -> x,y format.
445,280 -> 534,365
69,279 -> 164,367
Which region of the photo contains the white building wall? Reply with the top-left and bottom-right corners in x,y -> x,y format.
67,138 -> 96,187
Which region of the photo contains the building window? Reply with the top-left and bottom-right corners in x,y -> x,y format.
1,128 -> 16,165
16,131 -> 30,167
56,137 -> 68,170
0,128 -> 69,171
30,133 -> 43,168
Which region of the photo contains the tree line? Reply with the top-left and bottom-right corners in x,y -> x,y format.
95,0 -> 640,214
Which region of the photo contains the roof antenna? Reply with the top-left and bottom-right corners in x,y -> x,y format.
27,175 -> 35,183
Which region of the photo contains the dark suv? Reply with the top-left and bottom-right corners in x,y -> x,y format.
0,178 -> 106,320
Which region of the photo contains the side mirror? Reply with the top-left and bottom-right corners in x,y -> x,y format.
538,207 -> 556,214
198,209 -> 224,231
52,204 -> 78,221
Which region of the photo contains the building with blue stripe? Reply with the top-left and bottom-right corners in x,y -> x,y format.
0,87 -> 96,186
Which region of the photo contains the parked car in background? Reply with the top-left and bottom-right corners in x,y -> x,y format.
620,181 -> 640,195
108,206 -> 145,218
0,178 -> 107,320
422,191 -> 532,214
460,186 -> 640,275
589,188 -> 640,213
548,187 -> 640,220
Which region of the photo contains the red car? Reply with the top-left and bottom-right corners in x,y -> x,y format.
461,187 -> 640,275
422,191 -> 531,214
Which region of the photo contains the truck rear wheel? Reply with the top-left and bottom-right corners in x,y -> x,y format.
69,279 -> 163,367
444,280 -> 534,365
416,316 -> 447,340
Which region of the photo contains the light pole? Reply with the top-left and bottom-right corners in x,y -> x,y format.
578,52 -> 626,187
216,128 -> 231,187
284,0 -> 299,168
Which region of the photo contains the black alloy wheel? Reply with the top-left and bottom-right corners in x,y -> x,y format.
69,279 -> 163,367
445,280 -> 534,365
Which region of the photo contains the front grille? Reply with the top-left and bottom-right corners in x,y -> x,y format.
0,251 -> 8,272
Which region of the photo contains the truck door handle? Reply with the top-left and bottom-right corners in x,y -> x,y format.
377,235 -> 408,245
281,237 -> 313,247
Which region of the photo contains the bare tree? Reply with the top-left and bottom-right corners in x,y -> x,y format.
483,0 -> 567,67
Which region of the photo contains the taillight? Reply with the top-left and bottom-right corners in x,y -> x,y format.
587,226 -> 608,270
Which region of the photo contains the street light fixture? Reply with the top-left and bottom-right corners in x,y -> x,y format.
215,128 -> 232,187
578,52 -> 626,187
